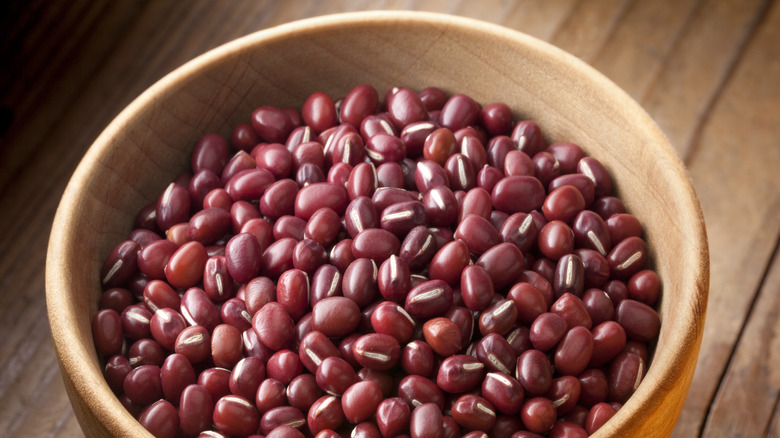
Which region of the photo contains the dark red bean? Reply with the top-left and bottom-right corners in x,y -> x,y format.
198,367 -> 230,400
138,399 -> 178,438
225,168 -> 275,203
221,151 -> 256,186
371,301 -> 416,343
578,368 -> 609,407
104,355 -> 132,393
615,299 -> 660,342
551,293 -> 592,330
474,333 -> 516,375
155,183 -> 191,233
460,264 -> 495,311
179,384 -> 214,436
444,153 -> 476,191
260,237 -> 297,278
516,349 -> 553,396
627,269 -> 660,306
294,182 -> 349,220
164,241 -> 208,288
309,264 -> 342,308
409,403 -> 443,438
554,326 -> 594,376
121,303 -> 153,340
230,200 -> 261,234
311,296 -> 361,338
585,402 -> 617,434
92,309 -> 123,357
253,302 -> 295,351
273,215 -> 306,241
174,325 -> 211,364
292,238 -> 328,275
346,162 -> 378,201
252,105 -> 296,143
226,356 -> 266,401
418,86 -> 448,111
428,240 -> 470,286
529,312 -> 567,352
214,394 -> 261,437
352,333 -> 400,371
603,279 -> 628,306
340,84 -> 379,127
439,93 -> 480,131
451,394 -> 496,432
224,233 -> 262,284
377,255 -> 411,303
101,240 -> 141,288
124,364 -> 163,406
232,122 -> 260,152
577,157 -> 612,198
99,287 -> 134,313
574,248 -> 610,289
137,240 -> 178,281
590,321 -> 627,368
298,330 -> 340,373
491,175 -> 546,215
507,282 -> 547,326
387,88 -> 428,129
543,185 -> 586,224
376,161 -> 406,188
341,380 -> 383,423
477,165 -> 504,194
520,397 -> 557,434
454,214 -> 500,256
400,340 -> 433,378
436,355 -> 485,394
266,349 -> 303,385
351,228 -> 401,263
591,196 -> 626,220
212,324 -> 243,369
458,187 -> 492,223
342,258 -> 379,307
243,276 -> 276,315
552,254 -> 585,298
376,397 -> 411,438
360,114 -> 398,142
405,279 -> 453,319
302,91 -> 338,133
149,308 -> 186,351
480,102 -> 513,136
414,159 -> 450,194
372,186 -> 420,211
296,162 -> 326,186
500,212 -> 538,253
259,179 -> 299,219
580,287 -> 614,326
398,226 -> 437,272
482,372 -> 524,415
547,142 -> 585,174
475,242 -> 525,291
548,421 -> 588,438
607,352 -> 645,403
128,338 -> 165,368
202,256 -> 234,303
510,120 -> 546,157
160,353 -> 196,406
307,396 -> 345,435
274,269 -> 309,322
400,121 -> 438,158
420,186 -> 457,228
380,200 -> 427,237
366,133 -> 407,164
243,327 -> 274,363
537,220 -> 574,261
478,299 -> 518,336
256,378 -> 287,414
605,213 -> 643,247
316,356 -> 358,396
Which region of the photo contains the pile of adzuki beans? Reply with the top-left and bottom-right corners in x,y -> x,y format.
93,84 -> 661,438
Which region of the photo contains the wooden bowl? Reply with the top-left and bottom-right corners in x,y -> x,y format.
46,11 -> 708,438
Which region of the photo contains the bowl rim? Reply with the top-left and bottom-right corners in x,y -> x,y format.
46,10 -> 709,437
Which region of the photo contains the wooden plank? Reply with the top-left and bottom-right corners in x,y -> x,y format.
640,0 -> 770,159
701,242 -> 780,436
548,0 -> 632,63
590,0 -> 699,100
671,1 -> 780,436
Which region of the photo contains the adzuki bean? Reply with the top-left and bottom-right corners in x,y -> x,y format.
95,85 -> 662,437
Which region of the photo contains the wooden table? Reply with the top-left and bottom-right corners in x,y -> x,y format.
2,1 -> 778,436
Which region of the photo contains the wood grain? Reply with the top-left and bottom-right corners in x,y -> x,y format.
1,1 -> 778,436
